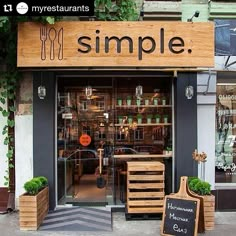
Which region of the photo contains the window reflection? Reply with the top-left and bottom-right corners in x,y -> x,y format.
215,84 -> 236,183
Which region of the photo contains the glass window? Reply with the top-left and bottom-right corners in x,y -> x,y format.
215,83 -> 236,183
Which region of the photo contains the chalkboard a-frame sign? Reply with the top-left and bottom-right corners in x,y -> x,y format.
161,177 -> 200,236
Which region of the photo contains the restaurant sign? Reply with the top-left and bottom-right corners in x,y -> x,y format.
17,21 -> 214,67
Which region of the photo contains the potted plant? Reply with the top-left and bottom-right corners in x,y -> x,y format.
163,114 -> 168,123
128,115 -> 133,124
153,97 -> 159,105
144,97 -> 149,106
147,114 -> 153,124
126,96 -> 132,106
166,146 -> 172,155
155,114 -> 161,123
137,114 -> 143,124
136,98 -> 141,106
19,176 -> 49,230
117,97 -> 122,106
188,177 -> 215,230
118,115 -> 123,124
161,96 -> 167,105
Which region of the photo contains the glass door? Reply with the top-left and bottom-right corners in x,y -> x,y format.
57,81 -> 115,206
57,76 -> 173,207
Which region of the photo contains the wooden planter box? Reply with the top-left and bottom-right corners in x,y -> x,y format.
203,195 -> 215,230
19,186 -> 49,230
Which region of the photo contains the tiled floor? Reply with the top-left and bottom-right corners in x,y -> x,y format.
39,207 -> 112,231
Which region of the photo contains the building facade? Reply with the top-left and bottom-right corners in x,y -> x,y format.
1,0 -> 236,211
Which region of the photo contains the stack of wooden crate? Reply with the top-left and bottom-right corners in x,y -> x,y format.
126,161 -> 165,217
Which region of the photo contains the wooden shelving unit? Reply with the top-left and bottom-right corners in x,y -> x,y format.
126,161 -> 165,214
115,123 -> 172,126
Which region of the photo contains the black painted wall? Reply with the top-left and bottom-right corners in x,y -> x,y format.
174,72 -> 198,191
33,72 -> 56,210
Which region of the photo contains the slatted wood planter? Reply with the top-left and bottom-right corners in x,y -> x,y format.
203,195 -> 215,230
19,186 -> 49,230
126,161 -> 165,214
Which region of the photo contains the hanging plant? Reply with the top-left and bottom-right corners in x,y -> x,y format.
0,16 -> 61,188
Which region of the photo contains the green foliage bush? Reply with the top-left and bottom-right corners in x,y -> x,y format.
23,176 -> 48,195
37,176 -> 48,187
188,176 -> 211,196
194,181 -> 211,195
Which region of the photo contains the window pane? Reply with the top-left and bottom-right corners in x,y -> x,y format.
215,83 -> 236,183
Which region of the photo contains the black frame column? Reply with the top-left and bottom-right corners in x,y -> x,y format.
33,72 -> 56,210
174,72 -> 198,191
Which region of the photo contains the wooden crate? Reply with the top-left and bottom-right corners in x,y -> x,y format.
19,186 -> 49,230
203,195 -> 215,230
126,161 -> 165,214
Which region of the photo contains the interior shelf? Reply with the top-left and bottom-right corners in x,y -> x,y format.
115,123 -> 172,126
116,105 -> 172,108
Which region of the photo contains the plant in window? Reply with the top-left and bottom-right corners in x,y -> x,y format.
126,95 -> 132,106
153,97 -> 159,105
136,98 -> 141,106
147,114 -> 152,124
145,97 -> 150,105
163,114 -> 168,123
154,114 -> 161,123
117,97 -> 122,106
162,96 -> 167,105
128,115 -> 133,124
118,115 -> 123,124
137,114 -> 143,124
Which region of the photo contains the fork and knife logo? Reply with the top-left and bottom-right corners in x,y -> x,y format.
40,27 -> 64,61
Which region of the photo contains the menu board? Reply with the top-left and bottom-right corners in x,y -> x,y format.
161,196 -> 199,236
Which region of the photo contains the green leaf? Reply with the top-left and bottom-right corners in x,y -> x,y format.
7,152 -> 13,158
4,137 -> 9,145
1,91 -> 7,97
2,110 -> 10,117
7,119 -> 15,127
9,106 -> 16,112
0,97 -> 6,104
4,175 -> 9,180
2,129 -> 7,135
46,16 -> 55,24
9,164 -> 14,168
8,93 -> 15,99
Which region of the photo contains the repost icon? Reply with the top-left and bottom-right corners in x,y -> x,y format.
16,2 -> 28,14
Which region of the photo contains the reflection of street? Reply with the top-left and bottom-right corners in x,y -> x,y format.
215,19 -> 236,56
216,99 -> 231,165
215,84 -> 236,183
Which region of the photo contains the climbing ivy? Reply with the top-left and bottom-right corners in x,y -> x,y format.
94,0 -> 139,21
0,1 -> 138,187
0,16 -> 61,188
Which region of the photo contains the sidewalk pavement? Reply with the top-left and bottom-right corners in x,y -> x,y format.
1,210 -> 236,236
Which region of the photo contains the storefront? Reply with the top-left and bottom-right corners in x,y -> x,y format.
16,21 -> 214,209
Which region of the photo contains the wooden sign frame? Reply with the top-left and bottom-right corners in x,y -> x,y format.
17,21 -> 214,68
161,177 -> 200,236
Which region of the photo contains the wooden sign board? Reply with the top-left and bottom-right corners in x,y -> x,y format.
17,21 -> 214,68
161,177 -> 200,236
161,196 -> 199,236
